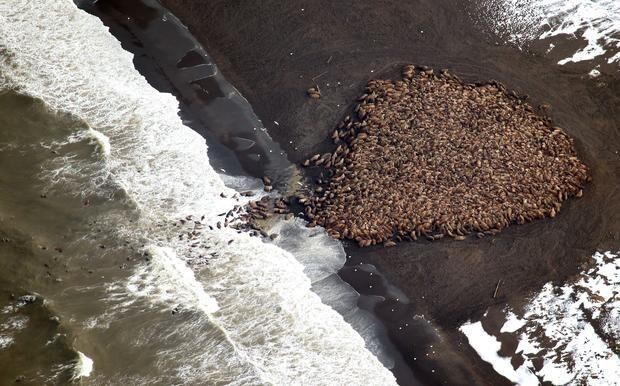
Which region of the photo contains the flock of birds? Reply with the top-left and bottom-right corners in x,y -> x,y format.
298,65 -> 590,247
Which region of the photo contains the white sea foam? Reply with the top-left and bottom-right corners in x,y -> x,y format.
461,250 -> 620,385
268,217 -> 346,283
86,128 -> 111,157
72,351 -> 94,380
127,246 -> 220,314
0,335 -> 12,350
0,1 -> 396,384
0,307 -> 28,352
475,0 -> 620,67
268,218 -> 397,369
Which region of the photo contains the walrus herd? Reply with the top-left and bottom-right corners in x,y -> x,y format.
300,65 -> 590,247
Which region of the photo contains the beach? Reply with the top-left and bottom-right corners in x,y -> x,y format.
81,0 -> 620,383
158,0 -> 620,308
0,0 -> 618,384
158,0 -> 620,383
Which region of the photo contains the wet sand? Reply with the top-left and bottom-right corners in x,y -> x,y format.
159,0 -> 620,306
83,0 -> 619,384
157,0 -> 620,383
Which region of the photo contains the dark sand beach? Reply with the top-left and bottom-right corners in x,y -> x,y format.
158,0 -> 620,308
80,0 -> 619,384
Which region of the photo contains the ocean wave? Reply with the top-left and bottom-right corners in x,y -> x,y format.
0,0 -> 396,384
72,351 -> 94,381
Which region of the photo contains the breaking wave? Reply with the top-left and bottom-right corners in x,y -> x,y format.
0,0 -> 396,384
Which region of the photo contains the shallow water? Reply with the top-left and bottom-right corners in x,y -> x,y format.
0,1 -> 399,384
0,91 -> 102,384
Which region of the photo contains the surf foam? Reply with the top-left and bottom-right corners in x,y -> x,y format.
127,246 -> 220,314
0,1 -> 396,384
72,351 -> 94,380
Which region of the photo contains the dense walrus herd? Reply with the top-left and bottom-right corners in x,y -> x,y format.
299,65 -> 590,247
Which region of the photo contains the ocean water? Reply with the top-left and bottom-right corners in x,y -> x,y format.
0,1 -> 396,384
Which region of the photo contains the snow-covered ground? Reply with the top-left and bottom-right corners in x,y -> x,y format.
461,251 -> 619,385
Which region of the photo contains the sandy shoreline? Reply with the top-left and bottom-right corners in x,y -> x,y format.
158,0 -> 620,383
82,0 -> 619,384
158,0 -> 620,310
